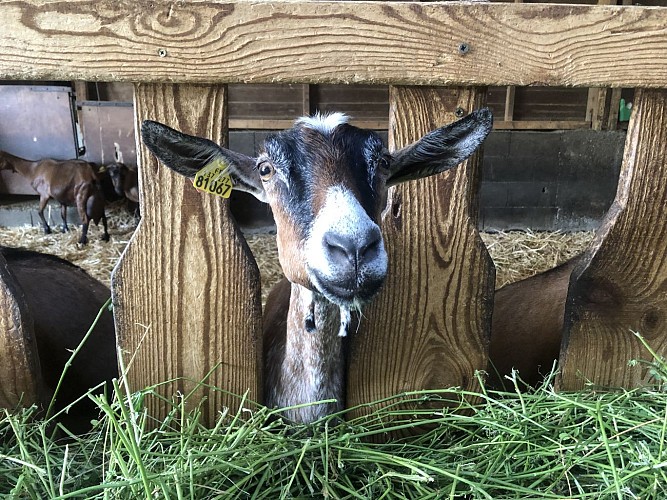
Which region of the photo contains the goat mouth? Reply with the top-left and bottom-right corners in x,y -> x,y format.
309,269 -> 385,307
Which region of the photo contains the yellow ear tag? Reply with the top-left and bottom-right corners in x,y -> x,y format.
192,159 -> 234,198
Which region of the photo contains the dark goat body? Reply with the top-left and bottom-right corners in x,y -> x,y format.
488,257 -> 578,390
0,150 -> 110,244
106,162 -> 139,203
1,247 -> 118,432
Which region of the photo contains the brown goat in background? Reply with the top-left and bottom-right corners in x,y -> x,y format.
0,150 -> 109,244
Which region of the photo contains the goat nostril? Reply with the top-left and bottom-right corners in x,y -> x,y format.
360,233 -> 382,261
324,229 -> 383,269
324,232 -> 356,265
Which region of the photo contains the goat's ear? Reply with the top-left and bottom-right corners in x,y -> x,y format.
387,108 -> 493,187
140,120 -> 266,202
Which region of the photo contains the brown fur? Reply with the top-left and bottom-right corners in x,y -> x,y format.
1,247 -> 118,432
0,150 -> 109,244
107,162 -> 139,203
488,258 -> 579,390
263,278 -> 344,422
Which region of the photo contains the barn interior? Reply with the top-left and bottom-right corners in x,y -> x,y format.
0,78 -> 631,293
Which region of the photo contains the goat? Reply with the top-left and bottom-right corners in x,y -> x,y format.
141,110 -> 493,424
106,162 -> 139,203
0,150 -> 110,244
487,257 -> 579,390
1,247 -> 118,432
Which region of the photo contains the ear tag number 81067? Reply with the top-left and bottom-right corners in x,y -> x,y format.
193,159 -> 233,198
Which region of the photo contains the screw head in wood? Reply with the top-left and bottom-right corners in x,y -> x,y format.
455,107 -> 466,118
458,43 -> 470,55
158,48 -> 168,58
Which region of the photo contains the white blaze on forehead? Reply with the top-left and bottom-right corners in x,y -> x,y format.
296,112 -> 350,135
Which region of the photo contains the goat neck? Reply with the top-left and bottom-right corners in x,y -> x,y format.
0,151 -> 37,175
264,281 -> 344,424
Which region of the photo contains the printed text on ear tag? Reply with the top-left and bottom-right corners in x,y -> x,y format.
193,159 -> 234,198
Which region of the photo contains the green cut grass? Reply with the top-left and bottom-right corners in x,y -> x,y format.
3,307 -> 667,500
3,362 -> 667,499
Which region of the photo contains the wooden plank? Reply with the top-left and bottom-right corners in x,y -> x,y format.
2,2 -> 667,88
228,119 -> 590,131
348,87 -> 494,414
493,120 -> 590,130
559,89 -> 667,390
586,88 -> 605,130
0,253 -> 40,408
606,87 -> 623,130
73,81 -> 89,102
229,119 -> 389,130
301,84 -> 313,116
504,86 -> 516,122
111,83 -> 262,424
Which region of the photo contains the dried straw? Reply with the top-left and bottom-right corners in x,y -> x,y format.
0,201 -> 138,287
0,202 -> 594,296
481,229 -> 594,288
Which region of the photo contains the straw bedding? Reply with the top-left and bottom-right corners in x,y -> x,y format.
0,201 -> 138,288
0,201 -> 594,296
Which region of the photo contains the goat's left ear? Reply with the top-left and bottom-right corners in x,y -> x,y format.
387,108 -> 493,186
140,120 -> 266,202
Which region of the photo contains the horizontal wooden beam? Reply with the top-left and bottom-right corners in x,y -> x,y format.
229,119 -> 388,130
493,120 -> 591,130
229,119 -> 590,131
2,1 -> 666,88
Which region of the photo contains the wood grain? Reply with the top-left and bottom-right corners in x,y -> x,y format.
1,2 -> 667,88
111,83 -> 262,424
560,89 -> 667,390
0,254 -> 40,408
347,87 -> 494,413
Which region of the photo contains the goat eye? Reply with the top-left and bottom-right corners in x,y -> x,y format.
258,161 -> 275,181
378,157 -> 390,171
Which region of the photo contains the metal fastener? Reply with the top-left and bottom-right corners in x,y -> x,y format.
458,43 -> 470,55
455,107 -> 466,118
158,48 -> 168,58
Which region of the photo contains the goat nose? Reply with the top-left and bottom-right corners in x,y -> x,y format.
323,229 -> 382,269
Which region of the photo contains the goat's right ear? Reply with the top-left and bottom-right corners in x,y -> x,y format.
140,120 -> 266,202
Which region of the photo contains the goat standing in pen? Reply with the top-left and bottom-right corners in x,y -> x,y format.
141,110 -> 492,424
107,162 -> 139,204
0,150 -> 109,244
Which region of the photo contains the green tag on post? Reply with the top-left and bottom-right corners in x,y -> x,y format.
193,159 -> 233,198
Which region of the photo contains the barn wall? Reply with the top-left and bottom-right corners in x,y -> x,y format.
229,129 -> 626,231
0,85 -> 78,195
480,130 -> 626,230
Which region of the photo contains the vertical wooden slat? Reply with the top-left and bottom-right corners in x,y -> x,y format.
586,88 -> 609,130
301,84 -> 314,116
111,83 -> 262,424
606,88 -> 623,131
504,86 -> 516,123
560,89 -> 667,390
348,87 -> 494,412
0,253 -> 40,408
585,0 -> 617,131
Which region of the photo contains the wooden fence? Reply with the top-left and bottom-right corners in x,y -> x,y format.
1,1 -> 667,422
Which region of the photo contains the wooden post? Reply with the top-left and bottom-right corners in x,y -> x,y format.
0,253 -> 41,408
347,87 -> 494,412
111,83 -> 262,424
586,88 -> 609,131
560,89 -> 667,390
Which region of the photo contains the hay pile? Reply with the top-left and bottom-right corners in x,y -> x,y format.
0,203 -> 594,295
481,229 -> 594,288
0,201 -> 138,288
246,230 -> 595,299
